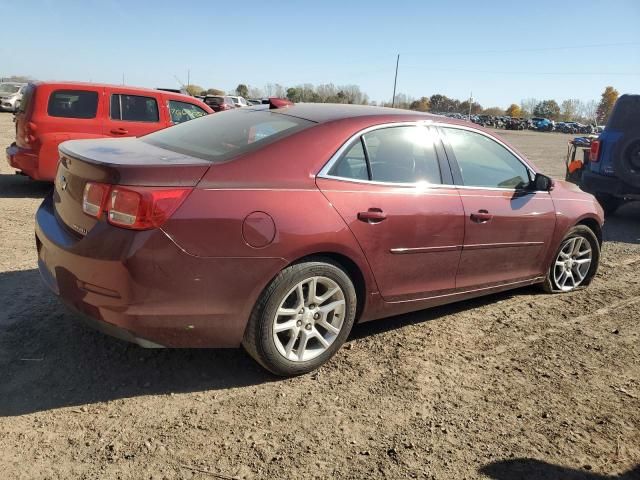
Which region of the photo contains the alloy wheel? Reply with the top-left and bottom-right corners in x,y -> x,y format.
272,276 -> 346,362
553,236 -> 593,291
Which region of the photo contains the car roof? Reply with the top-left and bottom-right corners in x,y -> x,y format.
31,81 -> 191,97
254,102 -> 468,126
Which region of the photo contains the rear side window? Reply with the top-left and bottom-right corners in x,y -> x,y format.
168,100 -> 207,124
110,94 -> 159,122
142,108 -> 313,163
328,126 -> 442,184
47,90 -> 98,119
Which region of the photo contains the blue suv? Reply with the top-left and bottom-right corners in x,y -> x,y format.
581,94 -> 640,215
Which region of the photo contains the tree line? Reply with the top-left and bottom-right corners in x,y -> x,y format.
189,81 -> 619,124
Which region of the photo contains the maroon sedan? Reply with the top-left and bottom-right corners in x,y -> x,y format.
35,103 -> 604,375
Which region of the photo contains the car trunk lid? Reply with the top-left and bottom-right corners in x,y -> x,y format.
54,137 -> 211,236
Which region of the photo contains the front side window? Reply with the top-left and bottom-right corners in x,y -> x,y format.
142,108 -> 313,163
110,94 -> 159,122
328,126 -> 442,184
443,128 -> 530,189
47,90 -> 98,119
168,100 -> 207,124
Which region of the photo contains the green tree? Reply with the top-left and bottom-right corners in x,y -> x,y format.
206,88 -> 225,95
235,84 -> 249,98
505,104 -> 521,117
409,97 -> 430,112
459,101 -> 483,115
533,100 -> 561,120
286,87 -> 303,102
185,84 -> 203,96
596,86 -> 619,124
429,94 -> 459,113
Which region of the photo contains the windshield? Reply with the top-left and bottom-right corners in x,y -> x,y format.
142,108 -> 314,163
0,84 -> 21,94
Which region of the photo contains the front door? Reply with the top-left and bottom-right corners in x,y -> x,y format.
439,126 -> 557,289
317,124 -> 465,302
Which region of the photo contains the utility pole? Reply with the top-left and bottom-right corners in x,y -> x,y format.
122,73 -> 125,85
187,69 -> 190,89
468,91 -> 473,120
391,54 -> 400,108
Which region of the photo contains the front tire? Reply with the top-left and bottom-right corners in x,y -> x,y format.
242,259 -> 357,376
543,225 -> 600,293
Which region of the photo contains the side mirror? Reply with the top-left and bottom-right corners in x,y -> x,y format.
531,173 -> 553,192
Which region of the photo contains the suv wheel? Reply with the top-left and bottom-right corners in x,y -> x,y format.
595,193 -> 624,216
543,225 -> 600,293
243,259 -> 357,376
613,132 -> 640,188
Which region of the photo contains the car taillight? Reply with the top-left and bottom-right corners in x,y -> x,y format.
82,182 -> 191,230
82,182 -> 110,218
590,140 -> 601,162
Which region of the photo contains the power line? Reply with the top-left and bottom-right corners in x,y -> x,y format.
400,66 -> 640,76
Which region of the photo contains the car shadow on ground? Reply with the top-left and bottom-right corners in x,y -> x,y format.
603,201 -> 640,245
0,268 -> 545,417
0,172 -> 51,198
480,458 -> 640,479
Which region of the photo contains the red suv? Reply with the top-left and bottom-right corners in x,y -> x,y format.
6,82 -> 213,181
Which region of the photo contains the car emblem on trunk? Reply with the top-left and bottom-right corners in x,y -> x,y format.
60,175 -> 67,191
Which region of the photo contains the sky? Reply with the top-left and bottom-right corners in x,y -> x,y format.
1,0 -> 639,108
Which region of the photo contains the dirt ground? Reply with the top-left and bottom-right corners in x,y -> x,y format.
0,112 -> 638,480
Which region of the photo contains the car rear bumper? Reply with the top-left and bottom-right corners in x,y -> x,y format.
582,170 -> 640,199
6,142 -> 40,179
35,193 -> 287,348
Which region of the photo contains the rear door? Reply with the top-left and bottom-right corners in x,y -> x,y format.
103,89 -> 164,137
317,124 -> 465,302
439,126 -> 557,289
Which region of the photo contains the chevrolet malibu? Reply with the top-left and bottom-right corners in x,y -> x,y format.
35,103 -> 604,376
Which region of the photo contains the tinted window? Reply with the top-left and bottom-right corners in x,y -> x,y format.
110,94 -> 159,122
328,140 -> 368,180
168,100 -> 207,124
47,90 -> 98,119
364,126 -> 442,184
444,128 -> 530,189
204,96 -> 223,106
142,109 -> 313,163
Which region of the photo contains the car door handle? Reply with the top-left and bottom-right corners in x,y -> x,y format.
358,208 -> 387,223
110,128 -> 129,135
470,210 -> 493,223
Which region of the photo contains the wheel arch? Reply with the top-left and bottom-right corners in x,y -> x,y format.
289,252 -> 368,322
576,216 -> 603,246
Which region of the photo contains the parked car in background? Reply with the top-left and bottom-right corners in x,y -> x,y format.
0,82 -> 27,112
6,82 -> 212,181
35,103 -> 603,376
203,95 -> 236,112
228,95 -> 250,107
531,117 -> 554,131
579,94 -> 640,214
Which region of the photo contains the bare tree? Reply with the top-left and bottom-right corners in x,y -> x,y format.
580,100 -> 599,124
560,99 -> 581,121
520,98 -> 538,118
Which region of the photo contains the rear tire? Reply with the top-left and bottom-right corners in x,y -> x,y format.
242,259 -> 357,376
542,225 -> 600,293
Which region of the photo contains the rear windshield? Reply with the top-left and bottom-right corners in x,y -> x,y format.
204,96 -> 224,106
48,90 -> 99,118
141,109 -> 314,163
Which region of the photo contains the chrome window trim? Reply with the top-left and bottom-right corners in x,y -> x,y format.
317,120 -> 541,193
